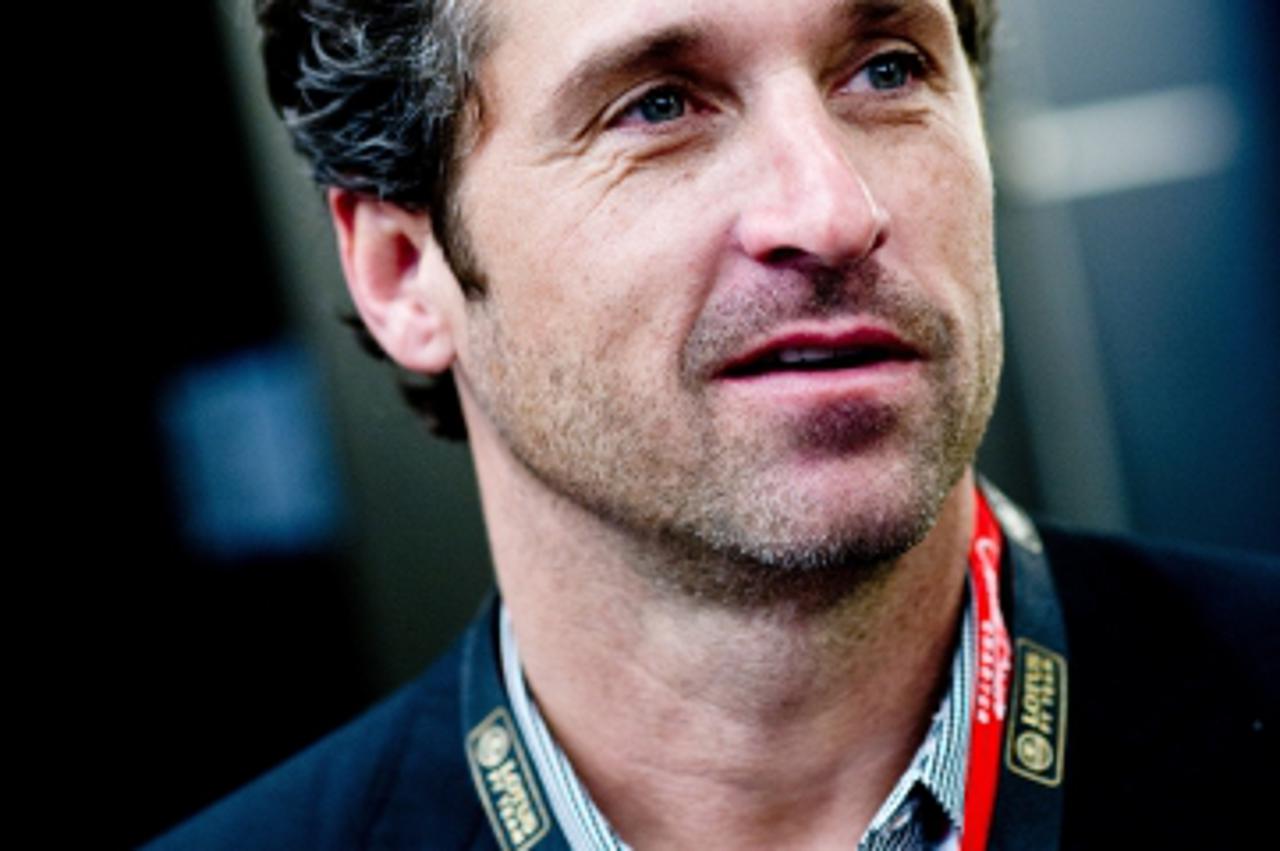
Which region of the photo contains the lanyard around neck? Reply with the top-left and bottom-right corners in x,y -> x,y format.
963,483 -> 1070,851
960,487 -> 1010,851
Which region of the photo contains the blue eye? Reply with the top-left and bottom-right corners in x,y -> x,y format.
622,86 -> 688,125
860,51 -> 924,91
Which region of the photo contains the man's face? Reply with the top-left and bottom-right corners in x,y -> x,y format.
448,0 -> 1001,587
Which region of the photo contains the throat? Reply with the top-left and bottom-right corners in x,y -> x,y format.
524,584 -> 965,851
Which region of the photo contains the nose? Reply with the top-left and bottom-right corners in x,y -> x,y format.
734,93 -> 890,268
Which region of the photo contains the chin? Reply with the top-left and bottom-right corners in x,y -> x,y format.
646,468 -> 954,612
733,498 -> 937,572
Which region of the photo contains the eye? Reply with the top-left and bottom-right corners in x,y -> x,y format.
852,50 -> 926,92
613,85 -> 690,128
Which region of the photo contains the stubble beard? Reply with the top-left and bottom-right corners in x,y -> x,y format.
460,255 -> 1001,613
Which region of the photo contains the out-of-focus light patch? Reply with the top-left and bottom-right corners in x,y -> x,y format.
159,342 -> 344,562
997,85 -> 1242,204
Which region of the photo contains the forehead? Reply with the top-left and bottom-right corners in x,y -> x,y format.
481,0 -> 960,81
488,0 -> 954,35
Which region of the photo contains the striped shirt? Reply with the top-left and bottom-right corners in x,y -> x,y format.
500,591 -> 974,851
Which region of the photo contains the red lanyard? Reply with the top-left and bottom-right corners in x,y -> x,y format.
960,488 -> 1011,851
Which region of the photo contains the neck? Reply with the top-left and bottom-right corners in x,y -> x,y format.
468,416 -> 974,849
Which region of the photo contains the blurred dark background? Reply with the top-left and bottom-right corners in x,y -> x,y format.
67,1 -> 1276,846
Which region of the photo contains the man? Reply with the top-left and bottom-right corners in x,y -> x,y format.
150,0 -> 1275,848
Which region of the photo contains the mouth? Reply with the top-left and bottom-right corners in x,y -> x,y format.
717,328 -> 922,381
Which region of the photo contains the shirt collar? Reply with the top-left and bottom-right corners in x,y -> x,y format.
861,588 -> 973,847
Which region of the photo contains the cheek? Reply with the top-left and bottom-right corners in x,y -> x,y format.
459,192 -> 715,404
870,128 -> 1001,405
877,127 -> 995,299
537,187 -> 726,368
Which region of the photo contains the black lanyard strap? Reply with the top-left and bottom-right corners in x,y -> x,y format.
983,481 -> 1069,851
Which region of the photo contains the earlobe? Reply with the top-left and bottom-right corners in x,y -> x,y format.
329,188 -> 462,374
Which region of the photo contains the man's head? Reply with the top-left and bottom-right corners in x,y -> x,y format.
257,0 -> 997,441
262,0 -> 1003,601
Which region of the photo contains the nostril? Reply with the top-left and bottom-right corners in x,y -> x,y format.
764,246 -> 806,265
868,223 -> 889,255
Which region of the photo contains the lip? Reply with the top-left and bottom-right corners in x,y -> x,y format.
714,323 -> 925,381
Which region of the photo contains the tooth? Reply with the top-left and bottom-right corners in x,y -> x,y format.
779,348 -> 837,364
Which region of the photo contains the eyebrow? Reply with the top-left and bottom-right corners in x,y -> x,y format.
842,0 -> 917,28
834,0 -> 954,51
550,23 -> 713,117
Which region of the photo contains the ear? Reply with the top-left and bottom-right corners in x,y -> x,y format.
328,188 -> 462,374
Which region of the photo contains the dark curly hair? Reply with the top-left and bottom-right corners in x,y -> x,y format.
256,0 -> 998,441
